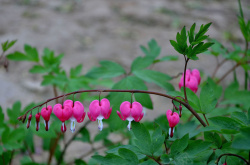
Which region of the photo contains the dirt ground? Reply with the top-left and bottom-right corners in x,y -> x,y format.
0,0 -> 249,164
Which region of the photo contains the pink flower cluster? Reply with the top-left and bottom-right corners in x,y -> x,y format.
179,69 -> 201,93
26,98 -> 180,138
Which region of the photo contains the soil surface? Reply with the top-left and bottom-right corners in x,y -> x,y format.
0,0 -> 249,164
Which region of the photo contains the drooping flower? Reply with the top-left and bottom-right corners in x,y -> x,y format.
88,98 -> 112,131
117,101 -> 144,131
223,162 -> 227,165
41,105 -> 52,131
53,103 -> 73,133
26,114 -> 32,129
35,112 -> 41,131
179,69 -> 201,93
63,100 -> 85,133
166,109 -> 180,138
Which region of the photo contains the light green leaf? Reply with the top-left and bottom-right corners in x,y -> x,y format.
86,61 -> 126,78
131,56 -> 155,71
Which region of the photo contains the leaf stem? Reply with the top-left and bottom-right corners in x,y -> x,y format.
203,114 -> 209,126
19,89 -> 207,127
147,155 -> 162,165
183,57 -> 189,102
216,153 -> 249,165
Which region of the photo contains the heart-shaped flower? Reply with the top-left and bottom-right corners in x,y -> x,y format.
53,103 -> 73,133
166,109 -> 180,138
88,98 -> 112,131
63,100 -> 85,133
117,101 -> 144,130
41,105 -> 52,131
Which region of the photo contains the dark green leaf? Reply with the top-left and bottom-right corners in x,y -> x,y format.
151,126 -> 165,155
188,23 -> 196,44
92,154 -> 128,165
118,148 -> 139,165
1,40 -> 17,52
200,83 -> 217,114
184,140 -> 212,156
209,116 -> 242,133
171,134 -> 189,155
140,159 -> 158,165
75,159 -> 87,165
132,122 -> 151,155
170,40 -> 183,54
232,127 -> 250,150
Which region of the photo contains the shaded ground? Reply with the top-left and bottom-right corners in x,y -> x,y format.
0,0 -> 249,164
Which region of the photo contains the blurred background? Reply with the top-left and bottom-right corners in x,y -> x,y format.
0,0 -> 250,164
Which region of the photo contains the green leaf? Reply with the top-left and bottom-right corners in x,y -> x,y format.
112,76 -> 153,109
209,116 -> 242,133
171,134 -> 189,155
24,44 -> 39,62
161,154 -> 170,164
75,159 -> 87,165
92,154 -> 128,165
170,40 -> 183,54
1,40 -> 17,52
29,65 -> 48,74
0,106 -> 4,125
140,39 -> 161,58
184,140 -> 212,156
7,51 -> 30,61
132,122 -> 151,155
157,55 -> 178,62
70,64 -> 83,78
151,126 -> 165,155
77,127 -> 90,142
133,69 -> 173,91
7,101 -> 21,124
118,148 -> 139,165
231,112 -> 248,125
107,145 -> 146,160
200,83 -> 217,114
8,128 -> 26,142
232,127 -> 250,150
204,132 -> 222,148
94,128 -> 109,141
131,56 -> 155,71
86,61 -> 126,78
188,23 -> 196,44
140,159 -> 158,165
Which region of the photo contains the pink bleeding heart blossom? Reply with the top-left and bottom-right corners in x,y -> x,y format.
166,110 -> 180,138
35,112 -> 41,131
41,105 -> 52,131
53,103 -> 73,133
223,162 -> 227,165
117,101 -> 144,131
88,98 -> 112,131
179,69 -> 201,93
63,100 -> 85,133
26,114 -> 32,129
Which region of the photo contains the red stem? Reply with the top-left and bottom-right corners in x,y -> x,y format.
216,153 -> 249,165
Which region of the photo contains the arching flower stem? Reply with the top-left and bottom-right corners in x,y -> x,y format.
18,89 -> 207,127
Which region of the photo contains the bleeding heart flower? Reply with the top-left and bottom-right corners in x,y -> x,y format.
223,162 -> 227,165
88,98 -> 112,131
35,112 -> 41,131
53,103 -> 73,133
41,105 -> 52,131
117,101 -> 144,130
26,114 -> 32,129
166,109 -> 180,138
63,100 -> 85,133
179,69 -> 200,93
